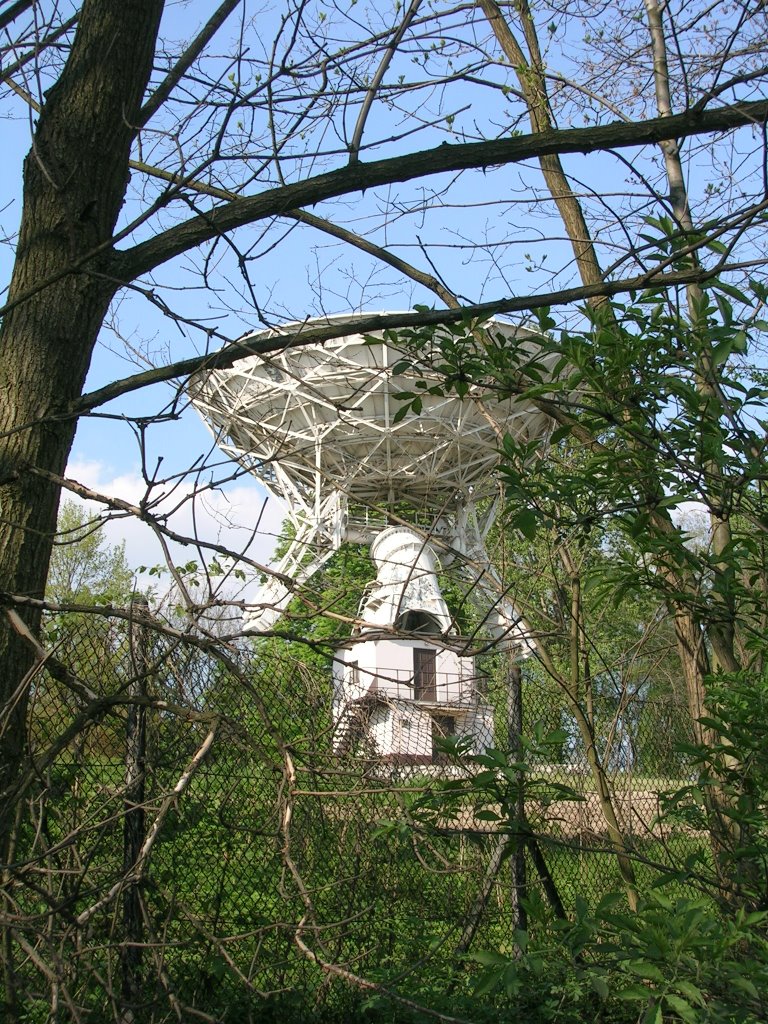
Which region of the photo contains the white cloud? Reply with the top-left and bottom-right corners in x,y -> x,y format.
62,456 -> 285,608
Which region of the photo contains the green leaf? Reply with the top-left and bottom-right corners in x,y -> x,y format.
732,329 -> 748,353
642,1002 -> 662,1024
469,950 -> 511,967
549,424 -> 572,444
514,508 -> 538,539
473,969 -> 504,997
210,954 -> 227,981
617,984 -> 652,1001
712,340 -> 731,365
664,994 -> 697,1023
711,279 -> 749,304
596,892 -> 624,915
591,974 -> 609,1000
627,962 -> 666,983
730,976 -> 759,999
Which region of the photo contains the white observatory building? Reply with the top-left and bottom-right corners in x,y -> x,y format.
190,315 -> 552,766
331,526 -> 493,764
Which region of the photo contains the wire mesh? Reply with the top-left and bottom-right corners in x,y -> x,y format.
4,608 -> 702,1022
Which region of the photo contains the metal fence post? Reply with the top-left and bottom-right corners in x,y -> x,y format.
121,596 -> 150,1022
506,660 -> 528,936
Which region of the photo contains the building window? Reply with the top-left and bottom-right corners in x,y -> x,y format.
413,647 -> 437,701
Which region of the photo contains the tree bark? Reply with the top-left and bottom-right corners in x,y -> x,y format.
0,0 -> 164,851
645,0 -> 740,678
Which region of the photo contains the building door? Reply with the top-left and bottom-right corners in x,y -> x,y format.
413,647 -> 437,701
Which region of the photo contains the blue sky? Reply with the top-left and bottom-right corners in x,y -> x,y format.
2,0 -> 765,602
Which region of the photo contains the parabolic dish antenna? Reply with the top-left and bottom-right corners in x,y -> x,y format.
189,315 -> 553,632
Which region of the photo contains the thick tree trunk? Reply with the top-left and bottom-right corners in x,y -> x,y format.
1,9 -> 163,1015
0,0 -> 164,840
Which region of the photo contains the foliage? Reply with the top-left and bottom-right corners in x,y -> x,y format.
398,724 -> 582,833
46,500 -> 134,609
489,506 -> 687,773
382,268 -> 768,1014
658,666 -> 768,910
29,503 -> 137,756
470,890 -> 768,1024
43,499 -> 136,682
3,3 -> 768,1021
390,701 -> 768,1023
267,528 -> 375,662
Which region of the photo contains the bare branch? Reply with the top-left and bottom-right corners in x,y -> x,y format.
348,0 -> 423,163
75,261 -> 744,414
112,96 -> 768,281
0,13 -> 79,85
138,0 -> 243,126
293,923 -> 474,1024
75,724 -> 218,928
0,0 -> 36,33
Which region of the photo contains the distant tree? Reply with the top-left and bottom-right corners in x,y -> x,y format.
29,502 -> 136,753
46,500 -> 134,608
1,0 -> 765,822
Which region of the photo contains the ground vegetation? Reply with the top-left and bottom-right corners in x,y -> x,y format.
1,1 -> 768,1020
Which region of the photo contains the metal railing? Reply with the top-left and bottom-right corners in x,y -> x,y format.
348,665 -> 487,703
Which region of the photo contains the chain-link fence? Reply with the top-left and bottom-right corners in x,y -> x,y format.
3,607 -> 703,1022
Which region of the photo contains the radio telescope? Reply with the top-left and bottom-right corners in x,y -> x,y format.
189,315 -> 553,634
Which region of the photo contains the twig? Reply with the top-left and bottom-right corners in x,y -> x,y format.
76,725 -> 218,928
293,923 -> 473,1024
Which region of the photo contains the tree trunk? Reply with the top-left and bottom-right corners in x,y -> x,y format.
1,12 -> 163,1013
0,0 -> 164,848
645,0 -> 740,679
480,0 -> 745,896
478,0 -> 606,299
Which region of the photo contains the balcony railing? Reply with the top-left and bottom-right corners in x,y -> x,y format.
344,666 -> 486,705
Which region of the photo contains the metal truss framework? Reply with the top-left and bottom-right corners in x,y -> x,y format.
190,317 -> 553,634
